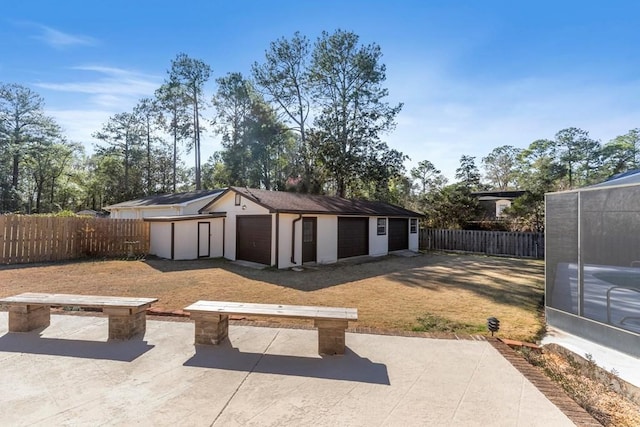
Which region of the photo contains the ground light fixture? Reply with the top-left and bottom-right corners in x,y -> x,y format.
487,317 -> 500,336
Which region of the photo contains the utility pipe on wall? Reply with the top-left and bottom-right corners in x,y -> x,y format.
291,214 -> 302,264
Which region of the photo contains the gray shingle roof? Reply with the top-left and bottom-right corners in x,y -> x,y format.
204,187 -> 422,217
105,189 -> 225,209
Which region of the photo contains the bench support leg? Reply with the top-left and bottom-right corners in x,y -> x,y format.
8,304 -> 50,332
191,313 -> 229,345
315,319 -> 348,355
104,308 -> 147,340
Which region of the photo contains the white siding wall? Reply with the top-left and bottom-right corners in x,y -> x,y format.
149,222 -> 172,258
278,213 -> 297,269
111,207 -> 181,219
277,214 -> 339,269
110,195 -> 217,219
148,218 -> 224,260
317,216 -> 338,265
369,217 -> 388,257
173,221 -> 198,260
211,218 -> 224,258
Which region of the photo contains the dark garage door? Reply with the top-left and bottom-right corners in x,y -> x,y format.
388,218 -> 409,251
236,216 -> 272,265
338,217 -> 369,259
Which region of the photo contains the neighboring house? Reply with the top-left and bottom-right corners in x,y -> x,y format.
472,190 -> 526,219
546,171 -> 640,357
104,190 -> 225,219
143,187 -> 422,267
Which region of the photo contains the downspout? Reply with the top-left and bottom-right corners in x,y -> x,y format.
222,218 -> 226,258
170,223 -> 175,260
291,214 -> 302,264
275,213 -> 279,269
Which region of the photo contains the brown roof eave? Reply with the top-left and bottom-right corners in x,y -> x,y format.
273,209 -> 424,217
143,213 -> 226,222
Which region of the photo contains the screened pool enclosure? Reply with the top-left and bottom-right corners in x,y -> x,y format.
546,171 -> 640,357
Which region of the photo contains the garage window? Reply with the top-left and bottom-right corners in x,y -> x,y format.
410,218 -> 418,233
377,218 -> 386,235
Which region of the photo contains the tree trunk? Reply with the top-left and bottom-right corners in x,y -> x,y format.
12,154 -> 19,189
172,125 -> 177,193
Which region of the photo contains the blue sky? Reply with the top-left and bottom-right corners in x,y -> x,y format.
2,1 -> 640,181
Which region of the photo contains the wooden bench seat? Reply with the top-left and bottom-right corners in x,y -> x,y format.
184,300 -> 358,355
0,293 -> 158,340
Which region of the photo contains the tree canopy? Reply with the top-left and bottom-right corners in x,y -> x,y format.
1,31 -> 638,231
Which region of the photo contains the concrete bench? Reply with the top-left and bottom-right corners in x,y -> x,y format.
184,300 -> 358,355
0,293 -> 158,340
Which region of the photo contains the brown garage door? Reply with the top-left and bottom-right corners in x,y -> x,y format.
388,218 -> 409,251
236,216 -> 272,265
338,217 -> 369,259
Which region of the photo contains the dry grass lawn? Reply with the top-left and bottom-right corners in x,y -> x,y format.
0,252 -> 545,342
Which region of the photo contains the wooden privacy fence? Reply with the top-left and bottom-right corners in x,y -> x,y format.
420,228 -> 545,259
0,215 -> 150,265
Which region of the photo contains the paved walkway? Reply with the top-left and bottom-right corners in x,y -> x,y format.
0,313 -> 575,426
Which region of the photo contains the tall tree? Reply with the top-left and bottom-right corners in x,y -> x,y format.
212,72 -> 295,189
508,139 -> 566,231
411,160 -> 447,195
92,112 -> 144,200
598,129 -> 640,178
309,29 -> 403,197
155,79 -> 192,192
134,97 -> 164,194
455,155 -> 482,190
0,83 -> 62,211
24,138 -> 79,213
481,145 -> 521,190
252,32 -> 315,191
168,53 -> 212,190
211,72 -> 255,186
554,127 -> 600,188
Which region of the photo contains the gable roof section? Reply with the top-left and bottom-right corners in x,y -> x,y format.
202,187 -> 422,217
105,189 -> 225,209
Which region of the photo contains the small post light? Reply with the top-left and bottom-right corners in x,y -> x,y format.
487,317 -> 500,336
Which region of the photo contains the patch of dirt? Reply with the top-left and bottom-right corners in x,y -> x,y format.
521,345 -> 640,427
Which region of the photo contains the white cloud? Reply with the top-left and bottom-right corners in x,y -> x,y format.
35,66 -> 160,98
37,66 -> 163,154
30,24 -> 97,49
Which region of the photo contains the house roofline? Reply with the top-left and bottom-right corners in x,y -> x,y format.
143,213 -> 226,222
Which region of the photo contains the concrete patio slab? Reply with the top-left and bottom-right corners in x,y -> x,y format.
0,313 -> 574,426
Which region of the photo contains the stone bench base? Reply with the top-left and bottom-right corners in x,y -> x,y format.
7,305 -> 149,340
190,313 -> 349,355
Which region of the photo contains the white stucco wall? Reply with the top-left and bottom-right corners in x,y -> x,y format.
369,217 -> 388,257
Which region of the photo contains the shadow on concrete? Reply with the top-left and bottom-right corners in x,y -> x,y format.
184,343 -> 390,385
0,333 -> 154,362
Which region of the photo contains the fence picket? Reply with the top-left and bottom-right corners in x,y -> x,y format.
420,228 -> 544,259
0,215 -> 149,265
